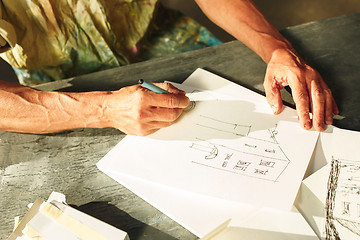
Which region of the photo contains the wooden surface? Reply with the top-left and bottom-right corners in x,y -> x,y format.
1,13 -> 360,240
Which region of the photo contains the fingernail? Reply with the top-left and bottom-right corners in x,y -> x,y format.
304,122 -> 311,129
326,116 -> 333,125
271,105 -> 278,114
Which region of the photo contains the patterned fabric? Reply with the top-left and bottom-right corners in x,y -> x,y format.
0,0 -> 221,86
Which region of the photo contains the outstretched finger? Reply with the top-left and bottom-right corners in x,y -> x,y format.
289,79 -> 311,130
319,80 -> 339,125
332,97 -> 339,115
310,79 -> 325,131
263,76 -> 284,114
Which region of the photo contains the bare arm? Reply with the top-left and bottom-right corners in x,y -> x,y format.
0,81 -> 189,135
195,0 -> 289,63
195,0 -> 339,131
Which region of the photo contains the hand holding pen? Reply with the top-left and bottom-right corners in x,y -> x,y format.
103,80 -> 189,136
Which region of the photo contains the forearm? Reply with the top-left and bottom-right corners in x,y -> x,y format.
196,0 -> 338,131
0,81 -> 110,134
195,0 -> 293,63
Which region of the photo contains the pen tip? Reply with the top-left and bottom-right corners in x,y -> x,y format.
138,79 -> 144,84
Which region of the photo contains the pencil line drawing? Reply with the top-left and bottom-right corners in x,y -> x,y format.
259,159 -> 276,168
326,157 -> 360,239
189,141 -> 218,159
268,125 -> 279,144
196,115 -> 251,137
188,116 -> 290,182
196,115 -> 280,144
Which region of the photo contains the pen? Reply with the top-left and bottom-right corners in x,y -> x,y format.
139,79 -> 194,112
138,79 -> 169,94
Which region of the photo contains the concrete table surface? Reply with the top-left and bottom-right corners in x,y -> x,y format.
1,13 -> 359,240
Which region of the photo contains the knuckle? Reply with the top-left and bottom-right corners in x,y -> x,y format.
264,78 -> 275,90
306,66 -> 321,80
301,111 -> 310,119
323,88 -> 332,97
168,109 -> 180,121
305,65 -> 316,74
133,108 -> 147,122
292,68 -> 303,77
298,109 -> 310,120
313,88 -> 324,99
163,82 -> 172,89
134,89 -> 146,103
167,94 -> 178,108
296,91 -> 309,103
304,64 -> 315,72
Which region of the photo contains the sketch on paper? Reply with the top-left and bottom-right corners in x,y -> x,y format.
188,116 -> 290,182
189,141 -> 219,159
196,115 -> 252,137
97,69 -> 320,211
325,157 -> 360,239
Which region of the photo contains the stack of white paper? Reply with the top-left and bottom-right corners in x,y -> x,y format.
8,192 -> 129,240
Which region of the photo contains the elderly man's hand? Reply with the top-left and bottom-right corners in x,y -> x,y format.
264,48 -> 339,131
103,82 -> 190,136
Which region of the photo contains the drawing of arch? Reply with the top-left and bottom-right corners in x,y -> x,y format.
189,141 -> 218,159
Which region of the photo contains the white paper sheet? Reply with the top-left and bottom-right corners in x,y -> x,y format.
304,125 -> 335,179
101,170 -> 257,236
98,169 -> 317,238
98,69 -> 318,210
296,164 -> 330,240
200,208 -> 318,240
325,128 -> 360,240
296,127 -> 360,240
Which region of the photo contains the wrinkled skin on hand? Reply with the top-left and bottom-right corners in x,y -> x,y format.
264,49 -> 339,131
103,82 -> 190,136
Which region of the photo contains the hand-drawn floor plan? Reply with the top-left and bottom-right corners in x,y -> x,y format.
189,115 -> 290,182
326,157 -> 360,239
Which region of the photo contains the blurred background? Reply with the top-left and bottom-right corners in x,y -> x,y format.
1,0 -> 360,83
162,0 -> 360,42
